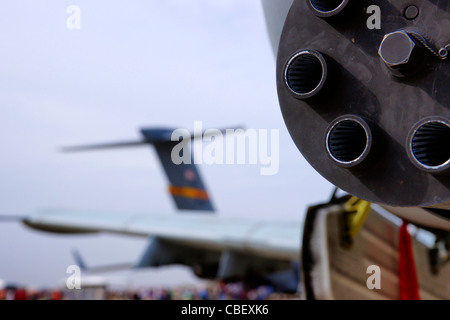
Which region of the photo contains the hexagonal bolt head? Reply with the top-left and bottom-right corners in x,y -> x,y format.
378,30 -> 424,77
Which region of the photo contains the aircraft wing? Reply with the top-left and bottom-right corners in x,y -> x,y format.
22,210 -> 302,291
23,210 -> 300,260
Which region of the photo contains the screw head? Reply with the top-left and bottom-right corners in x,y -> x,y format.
378,30 -> 424,77
404,5 -> 419,20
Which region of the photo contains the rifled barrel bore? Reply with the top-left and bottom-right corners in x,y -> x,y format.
284,50 -> 327,100
326,116 -> 373,168
408,117 -> 450,175
307,0 -> 350,18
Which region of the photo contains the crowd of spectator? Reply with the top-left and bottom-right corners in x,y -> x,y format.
106,281 -> 299,300
0,280 -> 300,300
0,286 -> 63,300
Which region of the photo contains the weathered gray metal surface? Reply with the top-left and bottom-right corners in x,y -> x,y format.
277,0 -> 450,210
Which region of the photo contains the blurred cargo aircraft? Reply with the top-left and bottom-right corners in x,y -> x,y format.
18,126 -> 302,293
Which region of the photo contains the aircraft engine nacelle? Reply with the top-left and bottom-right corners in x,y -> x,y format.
276,0 -> 450,212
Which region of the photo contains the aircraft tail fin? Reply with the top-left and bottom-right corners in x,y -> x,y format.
145,128 -> 214,212
62,126 -> 242,212
72,248 -> 88,270
71,248 -> 134,273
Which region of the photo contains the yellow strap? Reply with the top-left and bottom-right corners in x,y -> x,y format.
344,196 -> 371,239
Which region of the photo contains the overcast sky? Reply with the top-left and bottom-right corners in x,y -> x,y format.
0,0 -> 334,289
